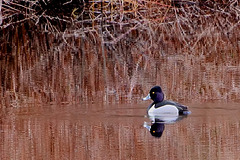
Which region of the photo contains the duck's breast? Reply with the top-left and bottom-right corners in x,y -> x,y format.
148,104 -> 179,116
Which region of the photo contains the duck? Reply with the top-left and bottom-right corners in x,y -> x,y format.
143,86 -> 190,116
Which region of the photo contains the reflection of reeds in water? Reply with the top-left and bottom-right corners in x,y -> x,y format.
0,1 -> 240,106
1,113 -> 240,159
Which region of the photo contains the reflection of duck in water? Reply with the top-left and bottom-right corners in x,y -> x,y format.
143,86 -> 191,117
144,116 -> 188,138
144,121 -> 165,138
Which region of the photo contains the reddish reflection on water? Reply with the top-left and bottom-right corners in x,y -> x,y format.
0,103 -> 240,160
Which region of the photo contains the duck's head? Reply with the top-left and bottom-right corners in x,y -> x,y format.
142,86 -> 164,103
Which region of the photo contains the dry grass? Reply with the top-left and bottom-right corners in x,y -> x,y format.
1,0 -> 239,56
0,0 -> 239,33
0,0 -> 240,106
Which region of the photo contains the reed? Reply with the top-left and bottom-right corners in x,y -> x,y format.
0,0 -> 239,107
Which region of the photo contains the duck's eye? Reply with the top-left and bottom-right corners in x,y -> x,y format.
152,92 -> 155,94
152,130 -> 155,133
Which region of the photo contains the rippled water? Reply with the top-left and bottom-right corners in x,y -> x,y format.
1,102 -> 240,159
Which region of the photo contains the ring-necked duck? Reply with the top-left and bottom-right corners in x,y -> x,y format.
143,86 -> 191,116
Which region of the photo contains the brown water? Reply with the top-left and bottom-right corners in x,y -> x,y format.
1,102 -> 240,160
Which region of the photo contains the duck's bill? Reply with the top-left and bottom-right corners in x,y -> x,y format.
142,94 -> 151,101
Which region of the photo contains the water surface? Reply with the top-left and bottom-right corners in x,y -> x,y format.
1,102 -> 240,160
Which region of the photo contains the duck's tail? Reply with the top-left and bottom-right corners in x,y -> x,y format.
178,105 -> 191,115
182,110 -> 191,115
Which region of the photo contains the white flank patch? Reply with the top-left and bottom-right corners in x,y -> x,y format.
148,105 -> 179,117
